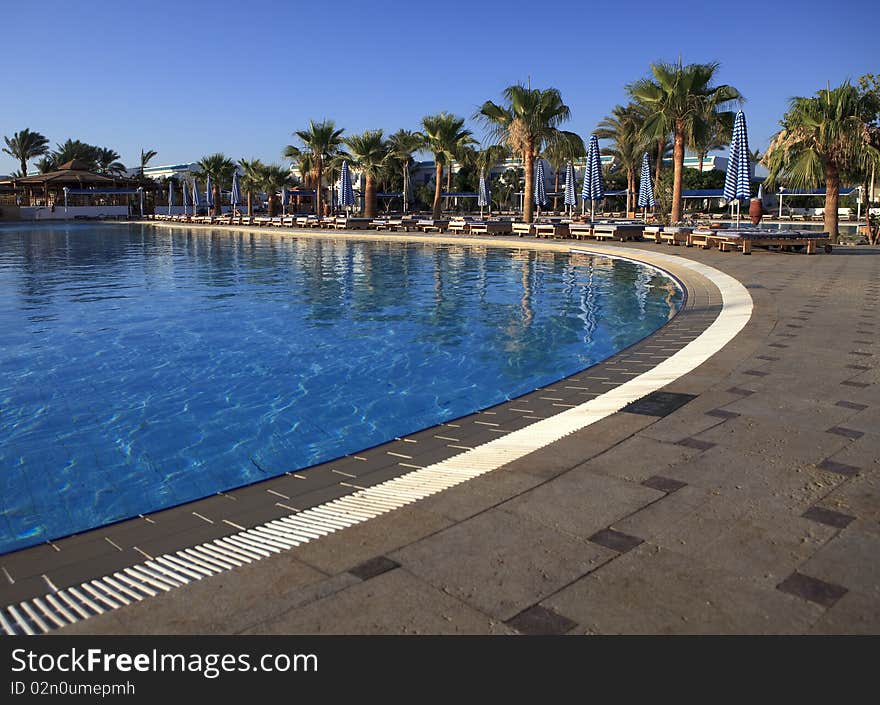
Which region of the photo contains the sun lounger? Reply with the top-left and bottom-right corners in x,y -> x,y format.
417,219 -> 449,232
334,217 -> 372,230
658,227 -> 693,246
468,221 -> 513,236
533,222 -> 570,239
448,218 -> 473,234
591,223 -> 645,241
708,229 -> 831,255
643,225 -> 664,243
511,222 -> 534,237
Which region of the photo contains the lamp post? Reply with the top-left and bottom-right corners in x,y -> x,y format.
856,186 -> 862,223
778,187 -> 785,219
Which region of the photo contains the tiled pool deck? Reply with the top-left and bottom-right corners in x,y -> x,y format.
3,225 -> 878,635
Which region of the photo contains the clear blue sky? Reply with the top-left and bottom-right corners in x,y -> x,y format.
1,0 -> 875,174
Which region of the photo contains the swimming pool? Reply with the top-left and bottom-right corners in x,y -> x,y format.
0,223 -> 682,554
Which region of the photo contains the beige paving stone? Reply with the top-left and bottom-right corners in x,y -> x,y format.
574,435 -> 701,483
290,504 -> 454,575
242,568 -> 512,635
390,508 -> 615,620
613,485 -> 714,539
545,544 -> 822,634
798,529 -> 880,597
502,467 -> 662,539
809,589 -> 880,634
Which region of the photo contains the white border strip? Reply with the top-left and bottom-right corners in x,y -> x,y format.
0,248 -> 751,635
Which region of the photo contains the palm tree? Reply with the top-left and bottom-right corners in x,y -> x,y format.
420,113 -> 474,219
257,163 -> 292,217
3,129 -> 49,178
629,61 -> 742,222
288,120 -> 345,217
49,139 -> 99,170
139,149 -> 158,177
196,153 -> 236,215
763,81 -> 880,240
691,111 -> 734,172
95,147 -> 126,176
477,84 -> 578,222
239,158 -> 265,215
595,104 -> 649,215
344,130 -> 389,218
387,129 -> 423,211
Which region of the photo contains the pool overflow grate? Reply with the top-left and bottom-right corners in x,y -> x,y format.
0,250 -> 752,636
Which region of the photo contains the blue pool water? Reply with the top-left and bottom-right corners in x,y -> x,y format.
0,223 -> 682,554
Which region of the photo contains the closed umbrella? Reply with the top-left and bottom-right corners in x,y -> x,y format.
280,185 -> 288,216
205,175 -> 214,214
723,110 -> 751,226
339,160 -> 355,214
182,180 -> 191,216
582,134 -> 605,221
477,169 -> 490,219
231,171 -> 241,213
534,158 -> 547,216
192,178 -> 201,213
563,162 -> 577,215
637,152 -> 655,221
167,180 -> 175,216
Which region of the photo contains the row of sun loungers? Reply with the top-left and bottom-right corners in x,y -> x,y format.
145,214 -> 830,254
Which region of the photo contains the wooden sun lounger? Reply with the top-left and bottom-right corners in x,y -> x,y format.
417,219 -> 449,233
334,217 -> 373,230
591,223 -> 645,241
468,221 -> 513,236
511,222 -> 534,237
533,222 -> 570,239
643,225 -> 664,243
658,227 -> 693,246
567,223 -> 593,240
708,229 -> 831,255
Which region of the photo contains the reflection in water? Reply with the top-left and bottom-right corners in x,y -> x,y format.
0,222 -> 683,553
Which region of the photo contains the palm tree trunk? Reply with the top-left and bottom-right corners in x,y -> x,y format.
824,160 -> 840,241
432,162 -> 443,219
316,159 -> 324,216
445,166 -> 452,210
213,184 -> 222,216
523,148 -> 534,223
20,158 -> 27,179
671,128 -> 685,223
364,175 -> 376,218
553,170 -> 560,212
627,167 -> 634,216
402,163 -> 409,212
247,191 -> 253,216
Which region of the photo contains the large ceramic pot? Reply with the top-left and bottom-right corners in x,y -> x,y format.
749,198 -> 764,225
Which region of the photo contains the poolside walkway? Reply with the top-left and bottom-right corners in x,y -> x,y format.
44,236 -> 880,634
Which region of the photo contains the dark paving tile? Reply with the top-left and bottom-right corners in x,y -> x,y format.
706,408 -> 740,420
817,459 -> 860,477
768,343 -> 789,349
348,556 -> 400,581
506,605 -> 577,636
776,572 -> 848,608
676,438 -> 716,451
743,370 -> 769,377
826,426 -> 865,440
623,391 -> 697,417
835,400 -> 868,411
840,380 -> 870,389
801,506 -> 856,529
756,355 -> 780,361
589,528 -> 644,553
727,387 -> 755,396
641,476 -> 687,493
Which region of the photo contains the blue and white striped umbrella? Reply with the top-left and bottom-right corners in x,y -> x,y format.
534,158 -> 547,209
338,160 -> 355,209
205,175 -> 214,209
563,162 -> 577,208
191,178 -> 201,210
477,169 -> 490,217
167,180 -> 175,215
231,171 -> 241,211
637,152 -> 655,209
723,110 -> 751,204
182,180 -> 191,215
582,134 -> 605,218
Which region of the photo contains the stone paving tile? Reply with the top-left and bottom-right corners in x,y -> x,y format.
348,556 -> 401,581
801,506 -> 856,529
390,508 -> 615,621
641,476 -> 688,493
797,529 -> 880,597
809,589 -> 880,634
545,544 -> 822,635
502,468 -> 662,541
242,568 -> 512,635
612,485 -> 713,540
573,435 -> 702,483
588,528 -> 645,553
505,605 -> 578,635
290,503 -> 453,575
776,572 -> 848,608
